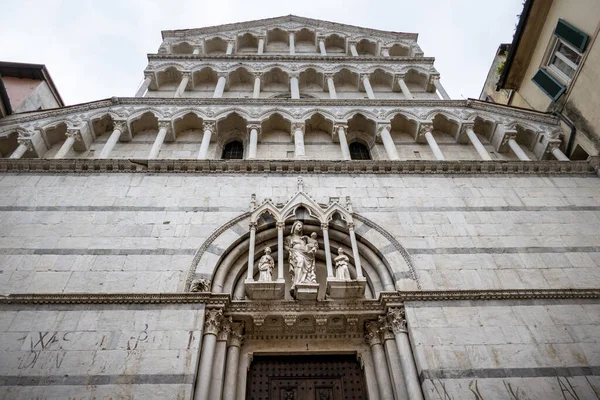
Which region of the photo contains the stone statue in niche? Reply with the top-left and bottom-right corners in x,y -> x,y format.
285,221 -> 318,289
257,246 -> 274,282
334,248 -> 352,280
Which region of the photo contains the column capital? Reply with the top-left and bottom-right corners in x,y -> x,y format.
460,122 -> 475,134
348,40 -> 358,46
545,139 -> 562,153
387,307 -> 407,334
364,320 -> 382,346
276,221 -> 286,229
227,39 -> 235,46
334,123 -> 348,132
204,308 -> 224,336
247,123 -> 261,133
249,221 -> 257,230
324,73 -> 335,80
377,124 -> 392,135
501,130 -> 518,146
418,122 -> 433,137
377,315 -> 395,341
291,123 -> 305,134
253,72 -> 263,79
113,120 -> 128,133
289,72 -> 300,79
347,222 -> 355,231
65,128 -> 82,140
228,321 -> 245,348
217,316 -> 233,341
203,121 -> 216,132
157,121 -> 172,132
217,72 -> 228,79
360,73 -> 371,80
320,223 -> 329,230
16,138 -> 34,151
395,74 -> 406,82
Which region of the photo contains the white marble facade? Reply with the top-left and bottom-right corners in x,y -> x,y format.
0,15 -> 599,400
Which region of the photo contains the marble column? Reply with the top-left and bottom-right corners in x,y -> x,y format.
148,122 -> 169,159
290,74 -> 300,99
247,222 -> 257,280
292,124 -> 305,159
365,321 -> 394,400
382,48 -> 390,57
208,317 -> 231,400
319,39 -> 327,55
378,124 -> 399,160
420,124 -> 445,161
550,144 -> 569,161
222,321 -> 244,400
397,77 -> 414,99
326,74 -> 337,99
335,124 -> 350,160
361,74 -> 375,99
464,126 -> 492,160
253,73 -> 262,98
213,74 -> 227,98
322,224 -> 334,277
54,129 -> 80,159
225,41 -> 234,55
99,122 -> 126,159
379,316 -> 410,400
350,43 -> 359,57
507,136 -> 530,161
9,139 -> 32,159
198,122 -> 214,160
135,76 -> 152,97
348,223 -> 363,278
276,222 -> 285,281
388,308 -> 424,400
257,37 -> 265,54
193,309 -> 223,400
247,124 -> 259,159
174,73 -> 190,98
289,32 -> 295,55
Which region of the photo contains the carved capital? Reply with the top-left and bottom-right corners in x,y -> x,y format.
364,321 -> 382,346
190,278 -> 211,292
291,123 -> 305,134
501,131 -> 517,146
65,128 -> 82,140
460,122 -> 475,135
388,308 -> 407,334
276,221 -> 286,229
545,139 -> 562,154
321,223 -> 329,231
247,124 -> 261,134
347,222 -> 355,231
377,124 -> 392,136
249,221 -> 257,230
113,121 -> 128,133
360,74 -> 371,81
324,73 -> 335,80
418,123 -> 434,138
334,124 -> 348,133
289,72 -> 299,79
203,309 -> 223,336
228,321 -> 245,347
203,121 -> 216,132
253,72 -> 263,79
377,315 -> 395,341
157,121 -> 171,132
217,72 -> 228,79
395,74 -> 406,83
16,138 -> 33,151
217,316 -> 232,341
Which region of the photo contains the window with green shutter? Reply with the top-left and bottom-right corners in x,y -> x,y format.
555,19 -> 589,52
532,69 -> 566,101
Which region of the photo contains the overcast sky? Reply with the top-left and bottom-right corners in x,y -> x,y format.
1,0 -> 524,105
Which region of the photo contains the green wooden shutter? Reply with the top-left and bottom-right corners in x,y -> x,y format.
532,69 -> 566,101
555,19 -> 589,52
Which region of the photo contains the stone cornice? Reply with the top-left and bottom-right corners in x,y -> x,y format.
0,97 -> 559,127
147,53 -> 435,64
0,159 -> 595,175
161,15 -> 419,41
1,289 -> 598,306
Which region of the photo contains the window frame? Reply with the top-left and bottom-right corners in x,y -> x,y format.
545,37 -> 582,85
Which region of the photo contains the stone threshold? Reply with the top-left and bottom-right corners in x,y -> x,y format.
0,159 -> 596,174
2,289 -> 598,306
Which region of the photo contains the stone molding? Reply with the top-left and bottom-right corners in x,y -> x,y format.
0,159 -> 595,175
149,55 -> 433,63
0,98 -> 559,130
2,289 -> 598,305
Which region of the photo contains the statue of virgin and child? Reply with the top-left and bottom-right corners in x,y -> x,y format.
284,221 -> 319,290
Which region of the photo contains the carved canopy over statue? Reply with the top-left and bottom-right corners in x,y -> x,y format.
285,221 -> 318,290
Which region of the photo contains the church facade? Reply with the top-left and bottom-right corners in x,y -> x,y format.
0,15 -> 599,400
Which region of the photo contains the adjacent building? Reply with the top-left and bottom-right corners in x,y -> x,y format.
0,15 -> 599,400
482,0 -> 600,161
